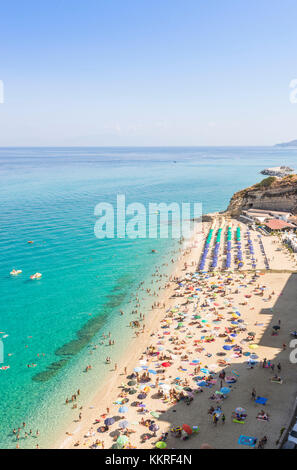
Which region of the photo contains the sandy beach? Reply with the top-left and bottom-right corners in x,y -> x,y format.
56,215 -> 297,450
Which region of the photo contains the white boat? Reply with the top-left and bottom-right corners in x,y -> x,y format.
10,269 -> 22,275
30,272 -> 42,280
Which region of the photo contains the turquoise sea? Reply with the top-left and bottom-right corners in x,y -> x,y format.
1,146 -> 297,448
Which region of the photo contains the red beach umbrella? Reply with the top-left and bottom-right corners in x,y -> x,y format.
161,362 -> 171,367
182,424 -> 193,435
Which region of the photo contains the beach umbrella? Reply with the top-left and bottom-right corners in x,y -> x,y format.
118,406 -> 128,413
160,383 -> 171,391
182,424 -> 193,435
119,420 -> 129,429
161,362 -> 171,367
220,387 -> 230,394
149,423 -> 160,432
129,389 -> 137,394
223,345 -> 232,350
148,369 -> 157,375
104,417 -> 115,426
117,435 -> 129,448
150,411 -> 160,419
156,441 -> 167,449
235,407 -> 246,414
128,380 -> 136,386
139,383 -> 149,390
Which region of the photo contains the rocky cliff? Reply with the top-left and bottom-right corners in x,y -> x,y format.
226,175 -> 297,216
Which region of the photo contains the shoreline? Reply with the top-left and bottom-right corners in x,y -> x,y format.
56,219 -> 208,449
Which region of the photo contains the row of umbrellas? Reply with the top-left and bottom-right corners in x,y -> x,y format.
199,228 -> 214,270
235,226 -> 244,268
226,225 -> 232,269
246,231 -> 257,269
211,228 -> 222,268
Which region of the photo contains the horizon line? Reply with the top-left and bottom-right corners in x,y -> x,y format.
0,144 -> 286,149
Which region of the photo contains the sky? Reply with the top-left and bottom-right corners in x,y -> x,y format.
0,0 -> 297,146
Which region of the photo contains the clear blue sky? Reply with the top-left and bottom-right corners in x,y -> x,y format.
0,0 -> 297,146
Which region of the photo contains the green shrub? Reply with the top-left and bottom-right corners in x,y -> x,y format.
254,176 -> 276,189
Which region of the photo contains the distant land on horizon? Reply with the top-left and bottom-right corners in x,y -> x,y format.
275,139 -> 297,148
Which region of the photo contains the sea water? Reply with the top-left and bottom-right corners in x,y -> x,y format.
0,146 -> 296,448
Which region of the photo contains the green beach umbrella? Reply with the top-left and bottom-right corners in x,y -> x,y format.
150,411 -> 160,419
117,435 -> 129,448
156,441 -> 167,449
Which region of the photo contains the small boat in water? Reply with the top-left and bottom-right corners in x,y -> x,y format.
10,269 -> 22,276
30,272 -> 42,280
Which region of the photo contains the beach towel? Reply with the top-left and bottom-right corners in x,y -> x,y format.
238,435 -> 257,447
232,370 -> 240,376
255,397 -> 267,405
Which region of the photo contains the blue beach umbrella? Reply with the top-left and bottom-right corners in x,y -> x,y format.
119,420 -> 129,429
104,417 -> 115,426
118,405 -> 129,413
220,387 -> 230,394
